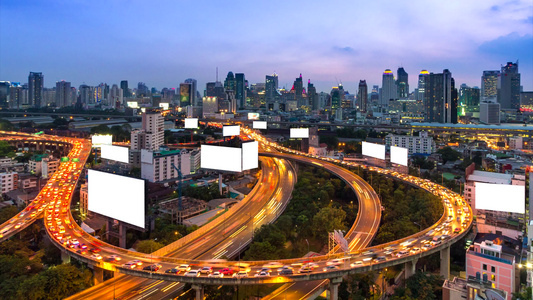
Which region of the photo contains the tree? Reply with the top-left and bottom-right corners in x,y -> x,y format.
0,119 -> 14,131
437,147 -> 461,163
135,239 -> 164,253
391,271 -> 443,300
312,205 -> 347,241
0,206 -> 19,224
243,241 -> 278,260
513,287 -> 533,300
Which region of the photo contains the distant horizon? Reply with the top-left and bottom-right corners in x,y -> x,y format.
2,63 -> 529,96
1,1 -> 531,93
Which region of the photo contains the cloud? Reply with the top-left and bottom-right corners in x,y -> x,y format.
490,5 -> 500,11
332,46 -> 358,54
478,32 -> 533,62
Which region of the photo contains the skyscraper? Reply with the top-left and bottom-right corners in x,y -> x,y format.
137,82 -> 149,98
331,84 -> 345,109
358,80 -> 368,112
9,84 -> 23,109
109,84 -> 123,108
307,80 -> 318,110
424,69 -> 456,123
28,72 -> 44,108
265,74 -> 278,102
497,61 -> 521,110
55,80 -> 71,108
481,70 -> 499,101
120,80 -> 130,98
396,67 -> 409,99
293,74 -> 304,107
184,78 -> 198,106
459,84 -> 480,112
0,81 -> 9,109
179,82 -> 192,107
380,69 -> 396,106
417,70 -> 429,101
79,84 -> 92,106
224,72 -> 235,91
235,73 -> 246,109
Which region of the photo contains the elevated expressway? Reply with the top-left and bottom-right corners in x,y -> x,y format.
0,130 -> 473,300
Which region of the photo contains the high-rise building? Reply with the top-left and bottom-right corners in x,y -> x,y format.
79,84 -> 92,106
224,72 -> 236,91
9,83 -> 23,109
202,96 -> 218,117
307,80 -> 318,110
55,80 -> 71,108
184,78 -> 198,106
120,80 -> 130,98
331,84 -> 345,109
520,92 -> 533,111
131,112 -> 164,151
480,101 -> 500,124
179,82 -> 192,107
293,74 -> 304,108
424,69 -> 456,123
481,71 -> 499,101
358,80 -> 368,112
137,82 -> 149,98
0,81 -> 9,108
109,84 -> 123,108
459,84 -> 481,112
141,149 -> 191,183
28,72 -> 44,108
235,73 -> 246,109
370,85 -> 379,104
385,131 -> 436,154
380,69 -> 396,106
396,67 -> 409,99
417,70 -> 429,101
497,61 -> 521,110
265,74 -> 278,102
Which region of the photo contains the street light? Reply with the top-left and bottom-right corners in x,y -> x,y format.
413,222 -> 421,231
305,239 -> 310,270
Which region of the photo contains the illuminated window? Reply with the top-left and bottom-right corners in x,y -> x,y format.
491,274 -> 495,281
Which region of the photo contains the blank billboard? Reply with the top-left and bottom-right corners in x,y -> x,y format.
362,142 -> 385,160
100,145 -> 129,164
92,135 -> 112,147
223,125 -> 240,137
290,128 -> 309,138
390,146 -> 408,166
242,141 -> 258,170
184,118 -> 198,129
201,145 -> 242,172
88,170 -> 145,228
475,182 -> 525,214
253,121 -> 267,129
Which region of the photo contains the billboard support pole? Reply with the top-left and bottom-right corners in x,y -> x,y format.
171,163 -> 183,218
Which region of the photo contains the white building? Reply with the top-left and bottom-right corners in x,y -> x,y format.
508,136 -> 523,150
480,101 -> 500,125
385,131 -> 436,154
141,149 -> 191,183
190,149 -> 201,174
202,96 -> 218,118
0,172 -> 18,194
130,112 -> 165,166
0,157 -> 16,169
28,154 -> 59,178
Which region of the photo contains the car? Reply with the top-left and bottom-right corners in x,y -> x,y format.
185,270 -> 201,277
410,247 -> 421,254
298,266 -> 314,273
14,223 -> 22,229
323,265 -> 339,272
373,256 -> 387,263
208,271 -> 224,278
124,262 -> 137,269
326,259 -> 344,266
350,261 -> 363,267
165,268 -> 179,274
422,243 -> 432,249
89,248 -> 101,253
220,268 -> 234,276
397,250 -> 409,257
131,260 -> 143,266
107,255 -> 121,262
78,243 -> 87,249
262,262 -> 283,269
178,264 -> 191,272
91,254 -> 102,260
143,264 -> 162,272
255,271 -> 270,277
76,249 -> 87,255
233,270 -> 249,278
199,266 -> 213,274
70,239 -> 79,245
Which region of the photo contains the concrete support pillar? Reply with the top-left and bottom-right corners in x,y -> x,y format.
440,246 -> 450,280
328,277 -> 343,300
192,284 -> 204,300
119,223 -> 127,249
405,258 -> 418,279
106,219 -> 113,241
93,266 -> 104,285
61,251 -> 70,264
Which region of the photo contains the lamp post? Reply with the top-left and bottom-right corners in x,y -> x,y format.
150,238 -> 157,277
305,239 -> 310,270
413,222 -> 421,231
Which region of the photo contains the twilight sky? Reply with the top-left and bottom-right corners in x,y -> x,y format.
1,0 -> 532,94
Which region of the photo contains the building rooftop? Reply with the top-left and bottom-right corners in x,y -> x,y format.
30,154 -> 50,162
467,170 -> 512,184
412,122 -> 533,131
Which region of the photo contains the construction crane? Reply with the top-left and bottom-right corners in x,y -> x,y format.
171,162 -> 183,211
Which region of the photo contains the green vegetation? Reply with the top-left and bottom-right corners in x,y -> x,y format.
183,183 -> 223,201
436,146 -> 461,163
390,271 -> 444,300
513,287 -> 532,300
243,165 -> 356,260
336,128 -> 368,139
0,236 -> 93,299
0,119 -> 15,131
135,239 -> 164,253
90,124 -> 131,142
0,206 -> 19,223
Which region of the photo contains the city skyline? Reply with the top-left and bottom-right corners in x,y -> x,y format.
1,1 -> 532,93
